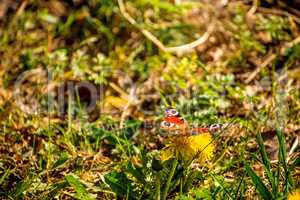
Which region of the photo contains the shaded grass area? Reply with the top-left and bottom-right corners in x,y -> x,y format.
0,0 -> 300,199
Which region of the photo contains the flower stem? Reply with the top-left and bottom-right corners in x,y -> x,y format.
180,177 -> 183,197
162,159 -> 178,200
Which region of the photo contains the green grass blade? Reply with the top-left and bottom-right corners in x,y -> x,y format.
245,164 -> 274,200
10,176 -> 33,199
65,174 -> 96,200
52,152 -> 69,169
0,168 -> 12,186
275,128 -> 293,195
256,133 -> 275,192
275,129 -> 287,168
126,162 -> 146,184
162,159 -> 178,200
256,133 -> 272,172
234,173 -> 245,199
210,173 -> 233,200
44,181 -> 69,200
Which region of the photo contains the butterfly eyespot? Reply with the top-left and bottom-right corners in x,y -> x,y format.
171,109 -> 179,115
209,124 -> 222,130
165,108 -> 179,117
161,121 -> 171,127
161,121 -> 177,128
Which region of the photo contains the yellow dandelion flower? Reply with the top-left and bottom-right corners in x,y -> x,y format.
160,133 -> 214,162
288,190 -> 300,200
188,133 -> 214,161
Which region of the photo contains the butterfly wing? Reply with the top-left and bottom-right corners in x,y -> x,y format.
164,116 -> 185,125
190,124 -> 223,135
161,109 -> 188,134
161,108 -> 223,136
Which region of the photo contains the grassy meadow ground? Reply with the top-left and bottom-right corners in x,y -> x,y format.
0,0 -> 300,199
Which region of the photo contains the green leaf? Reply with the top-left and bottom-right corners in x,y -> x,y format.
0,168 -> 12,186
245,164 -> 274,200
195,188 -> 212,200
52,152 -> 69,169
38,9 -> 59,24
122,119 -> 142,138
104,172 -> 134,198
210,173 -> 233,200
10,175 -> 33,199
44,181 -> 69,200
293,156 -> 300,166
126,162 -> 146,184
65,174 -> 96,200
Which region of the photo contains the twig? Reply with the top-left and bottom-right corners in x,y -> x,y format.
117,0 -> 212,54
253,6 -> 300,24
120,87 -> 136,128
16,0 -> 28,17
247,0 -> 258,16
245,54 -> 276,84
164,31 -> 211,53
109,82 -> 129,99
286,35 -> 300,48
288,136 -> 298,162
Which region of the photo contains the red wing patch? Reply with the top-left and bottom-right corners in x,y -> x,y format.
190,127 -> 210,134
163,116 -> 185,125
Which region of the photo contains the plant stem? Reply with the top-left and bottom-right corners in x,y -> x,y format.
156,172 -> 161,200
162,159 -> 178,200
180,177 -> 183,197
